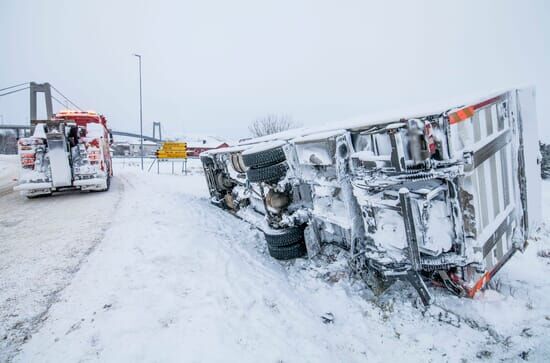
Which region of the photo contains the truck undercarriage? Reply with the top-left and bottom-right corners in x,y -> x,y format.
201,88 -> 541,305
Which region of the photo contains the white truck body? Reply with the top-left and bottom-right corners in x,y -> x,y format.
201,88 -> 541,304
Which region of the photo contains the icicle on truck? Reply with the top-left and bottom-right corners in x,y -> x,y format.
200,88 -> 541,305
14,110 -> 113,197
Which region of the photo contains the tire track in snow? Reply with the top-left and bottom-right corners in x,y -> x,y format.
0,178 -> 124,362
0,181 -> 16,198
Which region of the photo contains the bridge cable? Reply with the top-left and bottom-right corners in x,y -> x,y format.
51,94 -> 69,108
0,86 -> 30,97
0,82 -> 29,92
50,84 -> 83,111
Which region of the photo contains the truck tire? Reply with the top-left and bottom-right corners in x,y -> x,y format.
267,242 -> 307,260
264,226 -> 304,248
246,161 -> 287,184
242,145 -> 286,169
230,153 -> 247,174
104,174 -> 111,191
200,155 -> 214,167
26,192 -> 51,199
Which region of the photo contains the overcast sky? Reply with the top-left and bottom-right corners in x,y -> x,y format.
1,0 -> 549,140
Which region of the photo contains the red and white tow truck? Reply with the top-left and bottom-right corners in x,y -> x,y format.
14,110 -> 113,197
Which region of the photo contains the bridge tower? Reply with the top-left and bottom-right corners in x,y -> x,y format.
29,82 -> 53,120
152,122 -> 162,141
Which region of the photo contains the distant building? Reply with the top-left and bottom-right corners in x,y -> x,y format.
111,135 -> 229,158
0,130 -> 18,154
111,140 -> 159,157
186,138 -> 229,157
129,140 -> 159,156
111,141 -> 131,156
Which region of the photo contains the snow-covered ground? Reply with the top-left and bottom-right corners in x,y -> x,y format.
0,155 -> 123,361
1,157 -> 549,362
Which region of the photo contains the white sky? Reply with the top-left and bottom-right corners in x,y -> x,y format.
1,0 -> 549,140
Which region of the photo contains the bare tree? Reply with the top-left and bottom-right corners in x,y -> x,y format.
0,130 -> 17,154
248,114 -> 300,137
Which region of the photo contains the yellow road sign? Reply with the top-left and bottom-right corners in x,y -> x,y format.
162,142 -> 186,149
156,141 -> 187,159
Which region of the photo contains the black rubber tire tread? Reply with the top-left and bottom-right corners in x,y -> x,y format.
268,242 -> 307,260
103,175 -> 111,192
242,146 -> 286,169
26,193 -> 51,199
264,226 -> 304,248
200,155 -> 214,167
245,161 -> 287,184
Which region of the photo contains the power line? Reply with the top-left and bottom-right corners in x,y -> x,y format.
0,82 -> 29,93
0,86 -> 30,97
50,84 -> 83,111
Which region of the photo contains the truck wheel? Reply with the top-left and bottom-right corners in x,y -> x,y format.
242,143 -> 286,169
105,175 -> 111,191
26,192 -> 52,199
264,226 -> 304,247
200,155 -> 215,167
230,153 -> 247,174
246,161 -> 288,184
267,242 -> 307,260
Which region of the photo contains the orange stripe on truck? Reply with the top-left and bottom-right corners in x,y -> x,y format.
449,93 -> 506,125
449,106 -> 474,125
467,271 -> 491,298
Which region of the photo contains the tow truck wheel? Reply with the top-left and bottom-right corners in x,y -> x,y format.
245,161 -> 288,184
104,174 -> 111,191
26,192 -> 52,199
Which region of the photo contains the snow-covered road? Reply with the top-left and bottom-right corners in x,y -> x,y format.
0,156 -> 18,198
1,158 -> 550,362
0,155 -> 123,361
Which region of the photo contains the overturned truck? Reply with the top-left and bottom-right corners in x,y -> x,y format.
201,88 -> 541,305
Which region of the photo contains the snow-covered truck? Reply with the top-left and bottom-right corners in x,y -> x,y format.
200,88 -> 541,305
14,110 -> 113,197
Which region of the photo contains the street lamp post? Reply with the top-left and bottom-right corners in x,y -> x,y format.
133,53 -> 144,170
